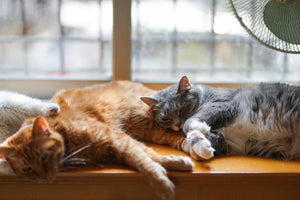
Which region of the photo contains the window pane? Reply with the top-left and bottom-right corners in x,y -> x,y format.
23,0 -> 60,36
0,0 -> 112,80
131,0 -> 300,83
286,54 -> 300,81
63,40 -> 111,79
177,42 -> 211,71
0,42 -> 25,78
0,0 -> 23,36
214,38 -> 249,70
27,41 -> 60,76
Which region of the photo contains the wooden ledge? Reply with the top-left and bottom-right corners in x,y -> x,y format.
0,143 -> 300,200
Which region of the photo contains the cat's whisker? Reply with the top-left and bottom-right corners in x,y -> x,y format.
60,142 -> 93,165
61,158 -> 89,169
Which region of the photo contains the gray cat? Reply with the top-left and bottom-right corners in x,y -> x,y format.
141,76 -> 300,161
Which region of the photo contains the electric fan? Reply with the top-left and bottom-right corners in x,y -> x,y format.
228,0 -> 300,54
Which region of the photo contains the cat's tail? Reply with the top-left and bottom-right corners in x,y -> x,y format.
109,129 -> 194,200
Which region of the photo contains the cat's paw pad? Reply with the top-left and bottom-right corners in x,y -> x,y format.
189,121 -> 211,135
187,130 -> 215,160
43,103 -> 60,117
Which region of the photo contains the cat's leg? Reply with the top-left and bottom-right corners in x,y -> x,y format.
182,102 -> 235,160
0,91 -> 60,118
145,127 -> 189,153
103,128 -> 192,200
207,131 -> 227,156
186,130 -> 215,160
183,119 -> 215,160
37,102 -> 60,117
21,97 -> 60,117
139,144 -> 194,171
145,125 -> 215,160
112,134 -> 175,200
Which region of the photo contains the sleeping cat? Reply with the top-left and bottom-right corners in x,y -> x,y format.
0,81 -> 195,200
0,91 -> 60,174
141,76 -> 300,161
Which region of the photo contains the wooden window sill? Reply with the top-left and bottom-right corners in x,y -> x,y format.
1,143 -> 299,200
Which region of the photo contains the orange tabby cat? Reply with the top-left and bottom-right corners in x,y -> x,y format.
0,81 -> 195,200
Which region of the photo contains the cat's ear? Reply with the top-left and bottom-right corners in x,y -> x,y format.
33,117 -> 50,137
177,76 -> 192,94
140,97 -> 158,107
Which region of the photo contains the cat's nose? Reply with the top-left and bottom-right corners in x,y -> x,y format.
171,125 -> 180,131
172,122 -> 182,131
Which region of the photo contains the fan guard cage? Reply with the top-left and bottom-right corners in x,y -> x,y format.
228,0 -> 300,54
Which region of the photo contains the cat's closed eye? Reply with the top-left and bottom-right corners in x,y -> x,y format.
179,106 -> 185,116
22,166 -> 32,173
40,154 -> 48,162
161,116 -> 172,122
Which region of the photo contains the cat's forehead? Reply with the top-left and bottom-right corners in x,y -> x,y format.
16,124 -> 33,139
155,96 -> 182,115
5,124 -> 33,146
155,85 -> 179,100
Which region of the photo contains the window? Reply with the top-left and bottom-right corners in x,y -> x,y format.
0,0 -> 112,80
0,0 -> 299,97
131,0 -> 300,83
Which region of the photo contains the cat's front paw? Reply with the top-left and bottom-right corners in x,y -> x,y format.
186,130 -> 215,160
160,155 -> 194,171
42,103 -> 60,117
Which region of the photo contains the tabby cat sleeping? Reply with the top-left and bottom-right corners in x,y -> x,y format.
0,81 -> 195,200
141,76 -> 300,160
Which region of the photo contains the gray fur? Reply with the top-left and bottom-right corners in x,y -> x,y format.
142,76 -> 300,160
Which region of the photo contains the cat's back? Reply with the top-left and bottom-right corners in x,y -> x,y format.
55,81 -> 152,100
197,84 -> 235,103
234,82 -> 300,111
51,81 -> 155,122
226,83 -> 300,143
48,81 -> 157,141
236,82 -> 300,97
